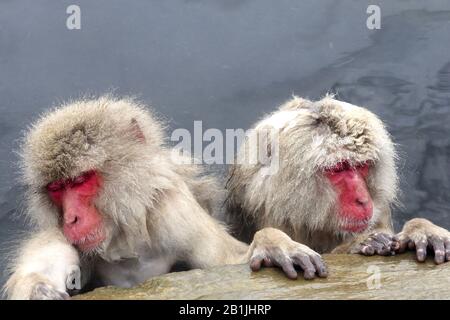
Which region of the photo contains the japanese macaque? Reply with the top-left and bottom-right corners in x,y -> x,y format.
4,96 -> 327,300
225,95 -> 450,264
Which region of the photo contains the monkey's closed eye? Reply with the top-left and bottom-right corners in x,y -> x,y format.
71,171 -> 95,186
46,181 -> 65,192
326,161 -> 350,174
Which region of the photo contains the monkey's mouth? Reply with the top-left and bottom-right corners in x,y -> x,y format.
71,227 -> 106,252
340,219 -> 370,233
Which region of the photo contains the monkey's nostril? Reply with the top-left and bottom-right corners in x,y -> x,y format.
65,215 -> 79,226
356,198 -> 368,207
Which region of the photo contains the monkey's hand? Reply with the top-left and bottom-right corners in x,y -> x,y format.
6,273 -> 70,300
396,218 -> 450,264
30,280 -> 70,300
4,229 -> 81,300
351,232 -> 399,256
248,228 -> 328,280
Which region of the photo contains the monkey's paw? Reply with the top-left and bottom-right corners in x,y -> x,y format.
353,232 -> 399,256
396,218 -> 450,264
30,282 -> 70,300
249,228 -> 328,280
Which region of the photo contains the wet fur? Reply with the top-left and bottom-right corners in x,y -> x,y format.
225,95 -> 399,252
4,96 -> 247,299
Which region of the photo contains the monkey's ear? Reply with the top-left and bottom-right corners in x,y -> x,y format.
130,118 -> 146,143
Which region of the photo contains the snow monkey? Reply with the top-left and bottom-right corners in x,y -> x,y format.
226,95 -> 450,265
4,96 -> 328,300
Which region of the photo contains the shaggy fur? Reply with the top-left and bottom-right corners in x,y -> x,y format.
225,95 -> 399,252
5,95 -> 322,299
5,96 -> 246,299
20,96 -> 222,255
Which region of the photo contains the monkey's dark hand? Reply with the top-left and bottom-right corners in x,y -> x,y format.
30,281 -> 70,300
249,228 -> 328,280
353,232 -> 399,256
396,218 -> 450,264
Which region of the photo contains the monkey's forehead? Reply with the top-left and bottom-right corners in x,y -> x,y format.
21,96 -> 164,185
260,96 -> 393,165
270,96 -> 384,136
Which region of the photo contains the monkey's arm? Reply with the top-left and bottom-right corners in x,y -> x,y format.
168,197 -> 327,279
332,207 -> 397,255
396,218 -> 450,264
4,228 -> 81,299
183,220 -> 328,280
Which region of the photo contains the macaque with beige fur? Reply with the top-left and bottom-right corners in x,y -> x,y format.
4,96 -> 327,299
225,96 -> 450,264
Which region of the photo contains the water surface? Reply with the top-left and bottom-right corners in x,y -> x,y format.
1,0 -> 450,290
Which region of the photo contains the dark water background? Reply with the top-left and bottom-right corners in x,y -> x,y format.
1,1 -> 450,290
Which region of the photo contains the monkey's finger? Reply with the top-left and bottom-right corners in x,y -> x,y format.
31,282 -> 70,300
310,255 -> 328,278
291,255 -> 316,280
372,233 -> 392,247
376,247 -> 393,256
373,233 -> 398,255
364,240 -> 389,256
396,233 -> 410,253
249,255 -> 265,271
390,235 -> 400,251
445,239 -> 450,262
429,236 -> 445,265
386,235 -> 400,252
359,244 -> 375,256
414,237 -> 428,262
274,254 -> 298,280
374,241 -> 394,256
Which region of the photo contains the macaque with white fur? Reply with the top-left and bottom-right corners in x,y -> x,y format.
225,96 -> 450,264
4,96 -> 327,299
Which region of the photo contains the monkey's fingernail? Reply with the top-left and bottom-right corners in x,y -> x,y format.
434,251 -> 445,264
286,270 -> 298,280
250,259 -> 263,271
318,268 -> 328,277
416,249 -> 427,262
362,246 -> 374,255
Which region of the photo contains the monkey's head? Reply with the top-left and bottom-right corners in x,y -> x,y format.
228,95 -> 398,237
21,96 -> 167,258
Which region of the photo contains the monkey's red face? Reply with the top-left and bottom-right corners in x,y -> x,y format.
325,161 -> 373,233
46,171 -> 106,252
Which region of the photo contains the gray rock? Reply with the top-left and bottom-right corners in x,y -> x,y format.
76,253 -> 450,300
